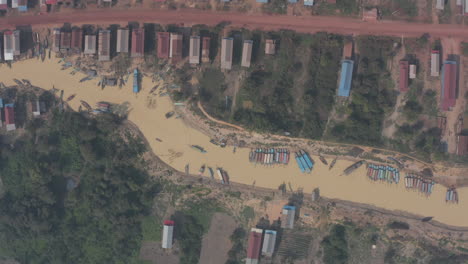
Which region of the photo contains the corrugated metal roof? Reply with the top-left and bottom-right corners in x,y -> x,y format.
246,228 -> 263,261
337,60 -> 354,97
84,35 -> 96,54
281,206 -> 296,229
189,36 -> 200,64
436,0 -> 444,10
116,28 -> 129,53
52,28 -> 61,52
261,230 -> 276,256
457,135 -> 468,155
131,28 -> 145,57
399,61 -> 409,92
221,37 -> 233,70
4,104 -> 14,125
3,31 -> 14,61
441,61 -> 457,111
71,28 -> 82,51
431,51 -> 440,77
157,32 -> 170,59
303,0 -> 314,6
98,30 -> 110,61
265,39 -> 275,55
201,37 -> 210,63
241,40 -> 253,68
169,33 -> 182,63
409,64 -> 416,79
60,32 -> 71,50
162,224 -> 174,249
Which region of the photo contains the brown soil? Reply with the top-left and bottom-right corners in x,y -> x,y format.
3,9 -> 468,40
139,241 -> 180,264
199,213 -> 237,264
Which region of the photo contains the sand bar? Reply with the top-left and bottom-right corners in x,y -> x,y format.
1,58 -> 467,227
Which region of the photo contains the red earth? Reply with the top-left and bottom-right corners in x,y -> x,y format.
2,9 -> 468,39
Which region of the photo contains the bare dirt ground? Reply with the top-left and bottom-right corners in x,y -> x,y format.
4,9 -> 468,40
199,213 -> 237,264
441,37 -> 467,154
139,241 -> 180,264
382,39 -> 406,139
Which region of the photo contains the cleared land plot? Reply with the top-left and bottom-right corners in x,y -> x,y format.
199,213 -> 237,264
139,241 -> 180,264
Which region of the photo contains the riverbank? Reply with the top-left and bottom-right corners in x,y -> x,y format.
1,57 -> 468,227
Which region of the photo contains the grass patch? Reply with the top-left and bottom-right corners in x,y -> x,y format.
141,215 -> 163,241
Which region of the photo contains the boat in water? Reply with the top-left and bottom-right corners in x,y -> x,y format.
66,94 -> 76,101
165,111 -> 175,119
208,167 -> 214,180
185,164 -> 189,175
343,160 -> 364,175
133,68 -> 139,93
199,164 -> 206,176
155,138 -> 163,142
329,157 -> 337,170
319,155 -> 328,165
191,145 -> 207,153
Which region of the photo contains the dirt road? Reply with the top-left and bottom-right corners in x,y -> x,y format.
3,9 -> 468,39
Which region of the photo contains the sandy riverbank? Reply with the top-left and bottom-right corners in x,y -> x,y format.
1,58 -> 467,227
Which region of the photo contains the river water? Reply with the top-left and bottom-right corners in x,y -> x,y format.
1,58 -> 467,227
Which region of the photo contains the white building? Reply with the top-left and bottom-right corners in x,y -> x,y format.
241,40 -> 253,68
189,36 -> 200,64
221,37 -> 233,70
261,230 -> 277,257
162,220 -> 174,249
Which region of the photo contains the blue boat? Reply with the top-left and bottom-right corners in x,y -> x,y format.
300,150 -> 314,170
297,153 -> 310,173
133,69 -> 139,93
295,153 -> 306,173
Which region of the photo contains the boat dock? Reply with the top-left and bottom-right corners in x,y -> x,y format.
366,163 -> 400,184
249,148 -> 290,166
446,187 -> 459,203
404,174 -> 435,196
294,150 -> 313,173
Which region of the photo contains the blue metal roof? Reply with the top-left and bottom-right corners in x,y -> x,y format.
18,5 -> 27,11
221,0 -> 230,2
338,60 -> 354,97
0,98 -> 3,108
283,205 -> 296,211
288,0 -> 297,3
265,230 -> 277,235
303,0 -> 314,5
256,0 -> 268,3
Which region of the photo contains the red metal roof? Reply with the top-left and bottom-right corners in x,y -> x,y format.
71,28 -> 82,50
3,30 -> 12,35
60,32 -> 71,49
157,32 -> 170,59
4,106 -> 15,125
399,61 -> 409,92
0,4 -> 7,10
246,230 -> 262,259
457,135 -> 468,155
164,220 -> 174,226
131,28 -> 145,57
46,0 -> 57,4
441,62 -> 457,111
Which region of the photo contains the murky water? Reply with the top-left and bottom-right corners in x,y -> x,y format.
1,58 -> 467,227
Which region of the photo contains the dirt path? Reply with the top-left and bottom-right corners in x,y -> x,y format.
197,101 -> 245,131
3,9 -> 468,40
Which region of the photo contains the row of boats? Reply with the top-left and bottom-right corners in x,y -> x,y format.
295,150 -> 314,173
404,174 -> 435,196
248,148 -> 290,165
446,188 -> 459,203
197,165 -> 230,185
366,164 -> 400,184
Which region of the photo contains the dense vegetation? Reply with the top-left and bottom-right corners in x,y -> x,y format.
228,31 -> 343,138
321,224 -> 349,264
328,36 -> 397,145
0,100 -> 160,263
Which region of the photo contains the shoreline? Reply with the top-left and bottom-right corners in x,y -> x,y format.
1,57 -> 468,227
